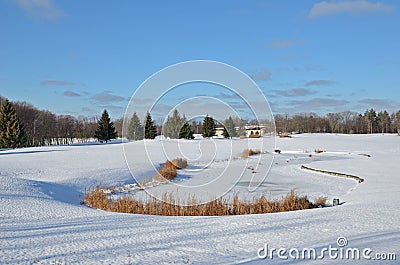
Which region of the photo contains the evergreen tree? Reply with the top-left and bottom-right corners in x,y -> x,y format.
164,109 -> 185,139
144,111 -> 157,139
127,112 -> 143,140
365,109 -> 377,134
179,121 -> 194,139
237,119 -> 246,137
393,110 -> 400,134
0,99 -> 27,148
223,116 -> 237,138
377,110 -> 391,134
94,109 -> 117,143
202,115 -> 215,138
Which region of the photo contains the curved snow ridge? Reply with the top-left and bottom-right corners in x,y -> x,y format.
301,164 -> 364,183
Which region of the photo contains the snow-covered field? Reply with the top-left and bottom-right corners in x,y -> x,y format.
0,134 -> 399,264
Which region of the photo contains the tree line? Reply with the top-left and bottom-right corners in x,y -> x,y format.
126,110 -> 195,140
0,96 -> 123,148
1,95 -> 400,149
126,109 -> 241,140
275,109 -> 400,134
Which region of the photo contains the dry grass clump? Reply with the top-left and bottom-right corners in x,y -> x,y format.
84,188 -> 326,216
171,157 -> 188,169
138,179 -> 150,190
279,133 -> 291,138
153,158 -> 188,182
313,196 -> 327,208
280,190 -> 311,211
154,161 -> 177,181
242,149 -> 262,158
84,186 -> 111,211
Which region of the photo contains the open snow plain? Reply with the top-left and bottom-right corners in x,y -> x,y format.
0,134 -> 399,264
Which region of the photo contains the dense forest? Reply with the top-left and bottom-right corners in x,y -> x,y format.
1,95 -> 399,148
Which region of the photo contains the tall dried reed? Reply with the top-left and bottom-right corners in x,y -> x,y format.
84,188 -> 326,216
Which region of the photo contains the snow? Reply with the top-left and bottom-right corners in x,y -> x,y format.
0,134 -> 399,264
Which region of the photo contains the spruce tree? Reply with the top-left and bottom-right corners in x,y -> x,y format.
0,99 -> 27,149
94,109 -> 117,143
223,116 -> 237,138
202,115 -> 215,138
144,112 -> 157,139
164,109 -> 185,139
127,112 -> 143,140
179,121 -> 194,139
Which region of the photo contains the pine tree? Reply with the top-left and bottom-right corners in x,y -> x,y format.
179,121 -> 194,139
164,109 -> 185,139
94,109 -> 117,143
223,116 -> 237,138
0,99 -> 27,148
144,112 -> 157,139
365,109 -> 377,134
202,115 -> 215,138
127,112 -> 143,140
377,110 -> 391,134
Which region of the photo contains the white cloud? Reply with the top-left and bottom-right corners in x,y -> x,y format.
41,80 -> 75,86
91,91 -> 125,103
268,39 -> 296,49
249,69 -> 271,81
305,80 -> 336,86
16,0 -> 65,20
272,88 -> 317,97
63,91 -> 80,97
358,98 -> 400,110
289,98 -> 349,109
309,1 -> 393,18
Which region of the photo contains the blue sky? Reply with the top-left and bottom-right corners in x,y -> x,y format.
1,0 -> 399,120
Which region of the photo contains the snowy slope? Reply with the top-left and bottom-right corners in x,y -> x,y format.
0,134 -> 399,264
